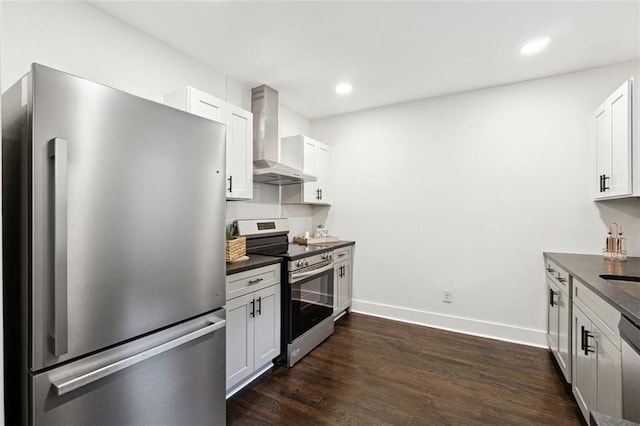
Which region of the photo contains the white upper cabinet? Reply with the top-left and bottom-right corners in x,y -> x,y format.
225,104 -> 253,200
281,135 -> 331,205
594,79 -> 636,200
164,87 -> 253,200
189,90 -> 226,122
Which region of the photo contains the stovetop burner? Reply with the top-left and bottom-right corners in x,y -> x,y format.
248,241 -> 333,260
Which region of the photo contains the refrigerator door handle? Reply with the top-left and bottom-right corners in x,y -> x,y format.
48,137 -> 69,357
51,316 -> 226,396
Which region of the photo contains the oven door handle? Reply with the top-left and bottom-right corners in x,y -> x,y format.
291,263 -> 334,282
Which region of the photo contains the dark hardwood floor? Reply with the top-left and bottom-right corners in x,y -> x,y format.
227,313 -> 582,425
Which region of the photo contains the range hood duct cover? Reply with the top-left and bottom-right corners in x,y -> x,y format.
251,85 -> 316,185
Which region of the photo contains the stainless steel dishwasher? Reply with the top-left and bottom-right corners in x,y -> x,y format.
620,315 -> 640,422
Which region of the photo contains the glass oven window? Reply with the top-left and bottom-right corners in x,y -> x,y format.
290,270 -> 334,341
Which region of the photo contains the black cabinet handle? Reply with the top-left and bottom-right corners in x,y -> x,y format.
228,176 -> 233,193
580,326 -> 585,351
248,278 -> 263,285
557,276 -> 566,283
549,288 -> 556,307
250,299 -> 255,318
256,297 -> 262,315
320,188 -> 323,200
599,174 -> 603,192
603,175 -> 609,191
584,329 -> 595,356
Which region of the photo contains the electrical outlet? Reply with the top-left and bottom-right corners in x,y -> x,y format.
442,289 -> 453,303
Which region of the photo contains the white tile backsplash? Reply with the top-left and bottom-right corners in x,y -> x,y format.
225,183 -> 281,226
287,216 -> 313,241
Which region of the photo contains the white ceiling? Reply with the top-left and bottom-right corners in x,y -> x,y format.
89,1 -> 640,120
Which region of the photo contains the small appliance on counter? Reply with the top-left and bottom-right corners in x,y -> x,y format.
603,222 -> 627,261
234,218 -> 335,367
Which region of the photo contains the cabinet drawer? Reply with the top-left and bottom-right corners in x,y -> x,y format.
334,246 -> 352,262
544,259 -> 570,294
226,265 -> 280,301
573,278 -> 621,349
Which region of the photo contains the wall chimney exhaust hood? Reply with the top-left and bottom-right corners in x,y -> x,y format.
251,85 -> 316,185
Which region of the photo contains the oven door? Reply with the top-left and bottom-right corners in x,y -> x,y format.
289,264 -> 334,342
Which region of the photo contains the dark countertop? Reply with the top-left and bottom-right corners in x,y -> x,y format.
591,411 -> 639,426
544,252 -> 640,326
226,254 -> 282,276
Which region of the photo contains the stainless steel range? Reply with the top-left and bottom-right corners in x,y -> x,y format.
235,219 -> 334,367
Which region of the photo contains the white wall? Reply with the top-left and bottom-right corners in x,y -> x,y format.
311,60 -> 640,346
2,1 -> 250,109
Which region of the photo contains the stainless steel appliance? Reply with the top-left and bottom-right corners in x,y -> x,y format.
620,315 -> 640,422
235,219 -> 334,367
251,85 -> 316,185
3,64 -> 227,425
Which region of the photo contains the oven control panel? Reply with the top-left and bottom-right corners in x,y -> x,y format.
288,251 -> 334,273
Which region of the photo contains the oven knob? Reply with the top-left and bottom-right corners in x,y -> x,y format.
297,260 -> 304,267
321,253 -> 327,260
328,253 -> 333,260
304,260 -> 309,267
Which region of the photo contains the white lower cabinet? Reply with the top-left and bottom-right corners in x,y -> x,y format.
545,259 -> 572,382
571,278 -> 622,422
225,264 -> 281,393
333,245 -> 354,319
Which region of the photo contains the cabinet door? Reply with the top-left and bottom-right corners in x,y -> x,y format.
594,80 -> 632,198
572,305 -> 596,421
333,261 -> 352,316
609,81 -> 632,197
594,326 -> 623,418
333,266 -> 341,314
253,285 -> 280,368
188,88 -> 226,122
316,143 -> 330,204
226,104 -> 253,200
226,293 -> 255,390
595,103 -> 612,196
547,280 -> 559,354
557,288 -> 571,382
302,138 -> 318,203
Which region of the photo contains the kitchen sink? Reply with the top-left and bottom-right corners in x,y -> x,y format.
599,274 -> 640,282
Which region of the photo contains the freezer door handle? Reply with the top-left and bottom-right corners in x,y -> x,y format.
51,316 -> 226,396
48,138 -> 69,357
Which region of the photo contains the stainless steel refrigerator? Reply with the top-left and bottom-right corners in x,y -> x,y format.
2,64 -> 227,425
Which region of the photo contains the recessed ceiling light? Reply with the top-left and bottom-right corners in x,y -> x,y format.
335,83 -> 352,95
520,37 -> 551,55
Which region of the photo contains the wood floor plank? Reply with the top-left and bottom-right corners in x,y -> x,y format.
227,313 -> 582,425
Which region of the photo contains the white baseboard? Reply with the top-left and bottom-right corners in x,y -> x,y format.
351,299 -> 548,348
